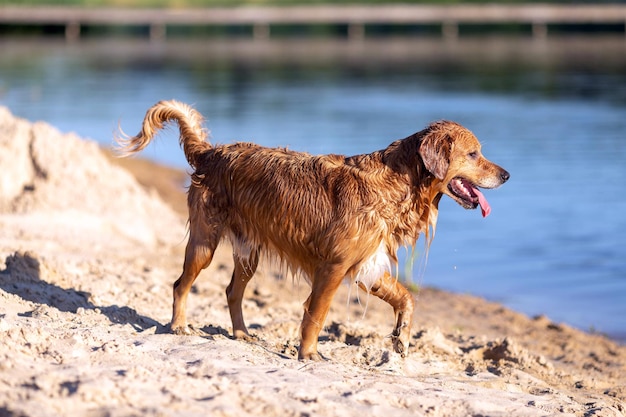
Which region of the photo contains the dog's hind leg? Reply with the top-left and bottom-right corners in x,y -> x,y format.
358,272 -> 414,357
226,249 -> 259,340
171,230 -> 220,335
299,264 -> 347,361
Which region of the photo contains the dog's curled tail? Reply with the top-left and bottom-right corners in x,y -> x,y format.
116,100 -> 210,170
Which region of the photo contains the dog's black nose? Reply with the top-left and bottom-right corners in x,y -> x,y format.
500,170 -> 510,183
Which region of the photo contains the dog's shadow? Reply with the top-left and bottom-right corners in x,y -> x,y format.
0,252 -> 166,333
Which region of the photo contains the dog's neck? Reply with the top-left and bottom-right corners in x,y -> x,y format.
342,134 -> 443,248
381,133 -> 441,197
376,135 -> 443,247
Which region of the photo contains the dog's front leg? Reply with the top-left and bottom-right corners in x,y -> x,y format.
358,273 -> 414,357
299,265 -> 346,361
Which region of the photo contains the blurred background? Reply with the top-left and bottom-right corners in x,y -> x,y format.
1,0 -> 625,342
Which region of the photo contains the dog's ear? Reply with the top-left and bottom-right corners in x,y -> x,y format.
419,124 -> 451,180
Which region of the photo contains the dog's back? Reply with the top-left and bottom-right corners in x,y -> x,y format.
193,141 -> 416,280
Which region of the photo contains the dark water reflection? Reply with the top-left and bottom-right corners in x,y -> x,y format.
1,36 -> 625,341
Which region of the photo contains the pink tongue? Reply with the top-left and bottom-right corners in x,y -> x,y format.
474,188 -> 491,218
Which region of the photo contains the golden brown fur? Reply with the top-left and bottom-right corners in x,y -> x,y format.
117,100 -> 509,360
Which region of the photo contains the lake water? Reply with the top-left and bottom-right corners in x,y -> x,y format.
1,36 -> 625,342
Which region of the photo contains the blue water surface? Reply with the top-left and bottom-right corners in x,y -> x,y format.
1,37 -> 625,341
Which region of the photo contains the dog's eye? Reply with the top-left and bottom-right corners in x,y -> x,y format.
468,151 -> 479,159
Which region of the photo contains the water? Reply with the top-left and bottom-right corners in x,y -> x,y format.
1,37 -> 625,342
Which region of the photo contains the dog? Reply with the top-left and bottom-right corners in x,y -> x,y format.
118,100 -> 509,360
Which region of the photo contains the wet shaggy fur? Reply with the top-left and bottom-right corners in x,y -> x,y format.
117,100 -> 509,360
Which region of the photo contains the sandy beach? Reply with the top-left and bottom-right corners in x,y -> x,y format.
0,107 -> 624,416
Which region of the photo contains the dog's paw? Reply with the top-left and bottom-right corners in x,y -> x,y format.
299,352 -> 323,361
298,350 -> 324,361
391,327 -> 410,358
233,329 -> 256,342
393,337 -> 409,358
171,324 -> 194,336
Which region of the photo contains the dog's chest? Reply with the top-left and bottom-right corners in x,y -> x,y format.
353,243 -> 393,291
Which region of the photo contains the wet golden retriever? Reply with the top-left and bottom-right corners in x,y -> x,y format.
118,100 -> 509,360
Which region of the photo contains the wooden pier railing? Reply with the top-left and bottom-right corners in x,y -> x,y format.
1,4 -> 625,41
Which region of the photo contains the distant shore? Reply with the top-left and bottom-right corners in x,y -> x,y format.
1,3 -> 625,41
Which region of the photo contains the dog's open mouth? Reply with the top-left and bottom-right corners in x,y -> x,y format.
448,177 -> 491,217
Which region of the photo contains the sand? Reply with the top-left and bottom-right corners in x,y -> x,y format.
0,107 -> 624,417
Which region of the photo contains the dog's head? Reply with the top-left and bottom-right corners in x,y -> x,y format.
419,121 -> 509,217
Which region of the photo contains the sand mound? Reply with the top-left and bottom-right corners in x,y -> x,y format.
0,106 -> 183,247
